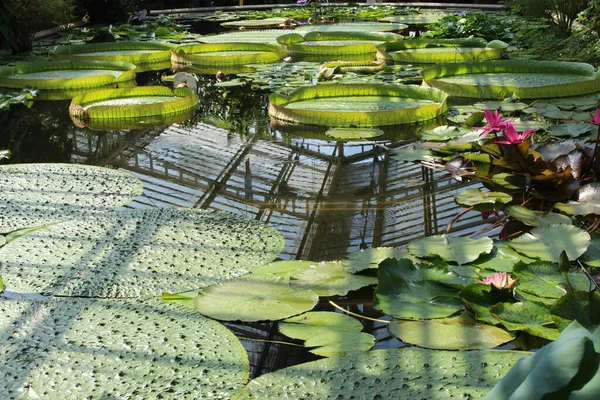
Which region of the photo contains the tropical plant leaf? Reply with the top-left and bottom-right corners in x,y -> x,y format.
408,234 -> 494,265
279,311 -> 375,357
472,241 -> 534,272
377,257 -> 478,289
289,261 -> 376,297
0,208 -> 285,297
194,276 -> 319,322
324,127 -> 384,140
508,224 -> 590,262
418,125 -> 465,141
490,302 -> 560,340
389,146 -> 437,162
506,205 -> 572,226
250,260 -> 316,279
455,188 -> 512,208
388,312 -> 514,350
550,291 -> 600,330
554,201 -> 600,216
0,298 -> 249,398
374,260 -> 464,319
233,347 -> 530,399
460,283 -> 509,325
514,261 -> 592,301
547,122 -> 594,137
0,164 -> 143,233
581,234 -> 600,267
342,247 -> 405,273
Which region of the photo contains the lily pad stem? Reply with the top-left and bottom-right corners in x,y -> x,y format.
446,206 -> 475,234
328,300 -> 390,324
591,125 -> 600,167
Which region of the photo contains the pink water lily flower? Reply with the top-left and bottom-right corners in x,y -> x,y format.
588,107 -> 600,125
493,121 -> 535,145
478,110 -> 506,138
479,272 -> 518,290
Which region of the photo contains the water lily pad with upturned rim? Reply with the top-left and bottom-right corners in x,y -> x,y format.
171,43 -> 285,66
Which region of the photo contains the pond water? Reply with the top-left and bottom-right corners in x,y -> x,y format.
0,19 -> 506,379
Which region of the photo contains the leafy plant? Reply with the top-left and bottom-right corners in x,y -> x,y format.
421,11 -> 516,42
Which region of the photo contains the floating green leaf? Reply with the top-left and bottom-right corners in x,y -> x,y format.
389,146 -> 437,162
472,241 -> 534,272
547,122 -> 594,137
0,208 -> 284,297
581,234 -> 600,267
514,261 -> 592,302
554,201 -> 600,216
279,311 -> 375,357
550,291 -> 600,330
408,234 -> 493,265
325,127 -> 384,140
460,283 -> 509,325
290,261 -> 376,297
508,224 -> 590,262
377,257 -> 478,289
506,205 -> 572,226
388,312 -> 514,350
233,347 -> 530,399
455,188 -> 512,208
250,260 -> 315,279
490,301 -> 560,340
0,298 -> 249,398
342,246 -> 405,273
418,125 -> 465,141
194,276 -> 318,322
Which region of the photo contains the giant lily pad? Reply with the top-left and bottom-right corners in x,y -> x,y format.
378,38 -> 503,64
171,43 -> 285,66
194,275 -> 318,322
388,312 -> 514,350
0,164 -> 143,233
269,83 -> 448,127
198,30 -> 286,44
422,60 -> 600,99
508,224 -> 590,262
490,301 -> 560,340
277,31 -> 401,57
408,234 -> 493,265
289,261 -> 376,297
279,311 -> 375,357
233,347 -> 530,399
294,22 -> 408,33
221,18 -> 289,29
0,208 -> 285,297
0,298 -> 249,398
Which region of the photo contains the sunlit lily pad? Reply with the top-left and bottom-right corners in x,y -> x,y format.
554,201 -> 600,216
325,127 -> 384,140
290,261 -> 376,297
460,283 -> 509,325
514,261 -> 592,301
455,188 -> 512,208
506,205 -> 572,226
0,163 -> 143,233
233,347 -> 530,399
472,241 -> 534,272
547,122 -> 594,137
0,208 -> 285,297
194,276 -> 319,322
581,234 -> 600,267
342,246 -> 405,273
389,146 -> 437,162
378,258 -> 478,289
408,234 -> 494,265
508,224 -> 590,262
250,260 -> 315,279
388,312 -> 514,350
279,311 -> 375,357
550,291 -> 600,330
418,125 -> 464,141
491,172 -> 526,189
0,298 -> 249,398
490,301 -> 560,340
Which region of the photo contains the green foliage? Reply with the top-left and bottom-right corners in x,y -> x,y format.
0,87 -> 36,110
421,11 -> 516,42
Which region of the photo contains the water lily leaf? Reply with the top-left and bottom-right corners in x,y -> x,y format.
279,311 -> 374,357
250,260 -> 315,279
514,261 -> 592,301
388,312 -> 514,350
490,302 -> 560,340
472,241 -> 534,272
408,234 -> 494,265
0,164 -> 143,233
290,261 -> 376,297
534,139 -> 580,162
491,172 -> 526,189
374,260 -> 464,319
455,188 -> 512,208
554,201 -> 600,216
581,234 -> 600,267
460,283 -> 508,325
508,224 -> 590,262
0,208 -> 285,297
389,146 -> 437,162
506,205 -> 572,226
550,291 -> 600,330
0,298 -> 249,398
377,257 -> 478,289
342,247 -> 405,273
418,125 -> 464,141
510,118 -> 552,131
547,122 -> 594,137
233,347 -> 530,399
499,102 -> 529,112
324,127 -> 384,140
194,276 -> 319,322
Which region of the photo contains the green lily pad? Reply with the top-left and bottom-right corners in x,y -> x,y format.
508,224 -> 590,262
455,188 -> 512,208
408,234 -> 494,265
374,260 -> 464,320
0,164 -> 143,233
514,261 -> 592,301
506,205 -> 572,226
233,347 -> 530,399
0,208 -> 285,297
460,283 -> 510,325
194,276 -> 319,322
547,122 -> 594,137
279,311 -> 375,357
388,312 -> 514,350
378,257 -> 478,289
550,291 -> 600,330
342,246 -> 406,273
418,125 -> 464,141
490,301 -> 560,340
472,241 -> 534,272
491,173 -> 526,189
324,127 -> 384,140
0,298 -> 249,398
389,146 -> 437,162
554,201 -> 600,216
581,234 -> 600,267
250,260 -> 315,279
289,261 -> 376,297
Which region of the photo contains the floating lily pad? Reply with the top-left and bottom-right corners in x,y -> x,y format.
295,22 -> 408,33
250,260 -> 316,279
581,234 -> 600,267
514,261 -> 592,301
490,301 -> 560,340
508,224 -> 590,262
0,164 -> 143,233
342,246 -> 406,273
388,312 -> 514,350
491,173 -> 526,189
472,241 -> 534,272
279,311 -> 375,357
290,261 -> 376,297
0,298 -> 249,398
221,18 -> 288,29
460,283 -> 509,325
550,291 -> 600,330
389,146 -> 437,162
378,257 -> 478,289
547,122 -> 594,137
172,43 -> 285,66
0,208 -> 284,297
194,275 -> 318,322
378,14 -> 445,25
408,234 -> 494,265
455,188 -> 512,208
554,201 -> 600,216
198,30 -> 285,44
233,347 -> 530,399
324,127 -> 384,140
418,125 -> 465,141
506,205 -> 572,226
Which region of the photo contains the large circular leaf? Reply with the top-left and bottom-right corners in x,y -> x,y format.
0,298 -> 249,399
194,276 -> 319,322
233,347 -> 530,399
408,234 -> 494,265
0,164 -> 143,233
289,261 -> 376,296
508,224 -> 590,262
0,208 -> 285,297
506,205 -> 572,226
